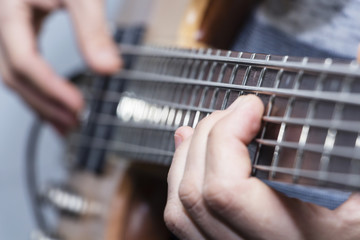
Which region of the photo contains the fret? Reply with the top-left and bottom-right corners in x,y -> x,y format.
286,57 -> 309,183
137,55 -> 164,161
291,59 -> 328,185
191,49 -> 213,128
255,55 -> 271,96
238,53 -> 256,97
129,54 -> 159,161
221,52 -> 243,110
150,56 -> 173,161
318,75 -> 352,184
252,56 -> 286,175
159,48 -> 173,75
181,49 -> 194,78
184,49 -> 206,126
270,56 -> 294,179
160,53 -> 192,163
197,49 -> 212,80
196,50 -> 222,123
209,51 -> 232,110
175,49 -> 201,130
189,49 -> 204,78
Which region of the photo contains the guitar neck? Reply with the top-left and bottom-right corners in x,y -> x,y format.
71,43 -> 360,191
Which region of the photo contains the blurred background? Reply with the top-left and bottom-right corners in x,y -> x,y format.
0,0 -> 121,238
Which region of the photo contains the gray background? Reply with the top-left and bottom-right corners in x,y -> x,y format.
0,0 -> 121,239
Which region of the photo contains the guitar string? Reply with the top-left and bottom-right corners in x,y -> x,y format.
112,70 -> 360,106
68,123 -> 360,162
119,44 -> 360,77
256,139 -> 360,160
252,56 -> 287,175
67,134 -> 360,188
82,95 -> 360,134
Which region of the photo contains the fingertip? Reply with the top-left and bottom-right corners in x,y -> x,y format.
175,126 -> 194,139
84,38 -> 122,74
227,94 -> 264,111
174,126 -> 194,149
217,95 -> 264,146
89,48 -> 122,74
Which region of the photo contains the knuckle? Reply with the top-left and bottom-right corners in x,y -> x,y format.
195,117 -> 209,132
203,179 -> 234,213
178,181 -> 202,211
208,123 -> 224,140
195,110 -> 224,132
164,203 -> 188,237
164,204 -> 182,232
211,110 -> 223,116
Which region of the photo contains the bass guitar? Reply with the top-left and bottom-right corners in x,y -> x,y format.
28,0 -> 360,239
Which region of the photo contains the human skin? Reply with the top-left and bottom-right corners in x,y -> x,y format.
0,0 -> 121,134
165,95 -> 360,240
1,1 -> 360,238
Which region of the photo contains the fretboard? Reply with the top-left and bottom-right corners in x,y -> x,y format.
69,44 -> 360,191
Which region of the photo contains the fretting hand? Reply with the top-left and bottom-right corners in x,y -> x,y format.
0,0 -> 121,134
165,95 -> 360,240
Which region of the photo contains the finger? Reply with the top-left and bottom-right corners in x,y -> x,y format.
203,95 -> 335,239
0,48 -> 75,133
25,0 -> 63,10
165,127 -> 206,240
64,0 -> 122,73
205,95 -> 264,181
0,7 -> 84,118
10,77 -> 78,132
204,95 -> 294,238
179,105 -> 242,239
174,126 -> 194,149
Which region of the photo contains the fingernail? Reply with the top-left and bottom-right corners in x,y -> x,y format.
174,134 -> 183,149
